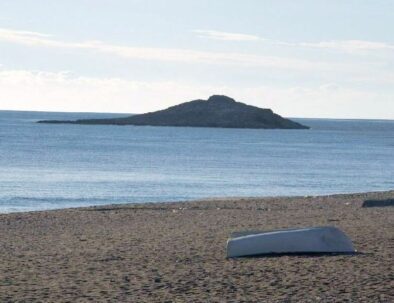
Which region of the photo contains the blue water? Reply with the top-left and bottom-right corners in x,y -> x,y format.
0,110 -> 393,213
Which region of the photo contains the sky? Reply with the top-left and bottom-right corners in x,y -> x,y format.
0,0 -> 393,119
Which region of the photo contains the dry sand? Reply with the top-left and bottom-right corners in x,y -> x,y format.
0,191 -> 393,302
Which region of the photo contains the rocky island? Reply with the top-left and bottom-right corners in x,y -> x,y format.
38,95 -> 309,129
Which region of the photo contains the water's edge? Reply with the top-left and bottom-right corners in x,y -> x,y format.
1,189 -> 392,215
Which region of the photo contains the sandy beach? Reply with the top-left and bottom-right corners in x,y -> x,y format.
0,191 -> 393,302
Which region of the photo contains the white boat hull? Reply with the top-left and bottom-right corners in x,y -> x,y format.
227,226 -> 355,258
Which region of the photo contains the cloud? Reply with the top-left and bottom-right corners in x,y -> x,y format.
0,28 -> 342,72
193,30 -> 261,41
1,28 -> 392,74
298,40 -> 394,53
192,28 -> 394,54
0,68 -> 393,119
0,28 -> 51,39
268,38 -> 394,54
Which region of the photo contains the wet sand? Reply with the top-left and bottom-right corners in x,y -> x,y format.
0,191 -> 393,302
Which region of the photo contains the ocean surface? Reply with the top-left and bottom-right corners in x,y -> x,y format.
0,110 -> 393,213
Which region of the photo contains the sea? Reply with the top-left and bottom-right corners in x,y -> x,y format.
0,110 -> 393,213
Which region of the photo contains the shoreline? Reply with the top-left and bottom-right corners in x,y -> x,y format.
2,188 -> 394,215
1,190 -> 393,302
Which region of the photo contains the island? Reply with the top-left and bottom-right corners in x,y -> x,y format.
38,95 -> 309,129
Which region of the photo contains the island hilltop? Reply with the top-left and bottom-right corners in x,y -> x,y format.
38,95 -> 309,129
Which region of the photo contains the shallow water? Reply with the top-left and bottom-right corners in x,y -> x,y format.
0,110 -> 393,212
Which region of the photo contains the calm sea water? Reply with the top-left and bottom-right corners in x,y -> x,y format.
0,110 -> 393,213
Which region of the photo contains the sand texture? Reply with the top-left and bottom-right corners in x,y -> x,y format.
0,191 -> 393,302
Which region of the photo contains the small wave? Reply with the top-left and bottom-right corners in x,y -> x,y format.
2,196 -> 111,203
0,196 -> 130,213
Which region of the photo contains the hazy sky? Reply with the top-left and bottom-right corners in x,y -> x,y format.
0,0 -> 393,118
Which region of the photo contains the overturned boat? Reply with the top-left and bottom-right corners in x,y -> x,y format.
227,226 -> 355,258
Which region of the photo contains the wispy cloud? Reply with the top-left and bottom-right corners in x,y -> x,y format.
298,40 -> 394,53
0,28 -> 84,48
192,28 -> 394,54
274,39 -> 394,54
2,28 -> 392,71
0,28 -> 338,72
0,28 -> 58,51
193,30 -> 261,41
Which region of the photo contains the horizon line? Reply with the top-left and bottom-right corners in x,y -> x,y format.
1,108 -> 393,122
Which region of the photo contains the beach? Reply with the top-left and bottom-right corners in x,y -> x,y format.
0,190 -> 393,302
